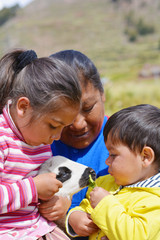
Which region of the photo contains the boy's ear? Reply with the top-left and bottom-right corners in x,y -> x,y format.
16,97 -> 31,117
141,146 -> 155,167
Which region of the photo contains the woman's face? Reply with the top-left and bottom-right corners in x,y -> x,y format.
60,82 -> 105,149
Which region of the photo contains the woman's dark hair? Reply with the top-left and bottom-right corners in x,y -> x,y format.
103,104 -> 160,165
50,50 -> 104,94
0,49 -> 81,115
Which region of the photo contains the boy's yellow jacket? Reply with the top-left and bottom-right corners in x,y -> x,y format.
66,174 -> 160,240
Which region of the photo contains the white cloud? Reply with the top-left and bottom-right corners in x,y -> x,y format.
0,0 -> 33,10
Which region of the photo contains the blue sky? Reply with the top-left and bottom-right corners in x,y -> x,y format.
0,0 -> 33,10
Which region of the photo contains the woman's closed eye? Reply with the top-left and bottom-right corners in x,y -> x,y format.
83,104 -> 94,113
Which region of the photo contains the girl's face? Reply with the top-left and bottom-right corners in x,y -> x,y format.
60,82 -> 105,149
13,98 -> 80,146
105,136 -> 147,186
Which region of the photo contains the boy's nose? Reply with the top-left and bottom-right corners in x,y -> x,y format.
105,156 -> 111,166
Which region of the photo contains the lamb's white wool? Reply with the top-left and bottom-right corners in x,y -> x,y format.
39,155 -> 96,197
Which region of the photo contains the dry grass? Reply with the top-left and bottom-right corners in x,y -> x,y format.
0,0 -> 160,114
104,78 -> 160,115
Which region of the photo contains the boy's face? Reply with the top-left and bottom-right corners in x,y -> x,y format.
105,136 -> 148,186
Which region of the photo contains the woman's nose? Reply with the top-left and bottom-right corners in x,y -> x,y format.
70,114 -> 87,130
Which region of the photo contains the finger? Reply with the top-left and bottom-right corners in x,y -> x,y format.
87,220 -> 98,229
38,206 -> 55,214
49,173 -> 63,188
85,223 -> 99,233
78,226 -> 98,236
39,204 -> 63,213
87,227 -> 99,235
89,223 -> 99,230
39,200 -> 56,209
39,205 -> 65,216
41,212 -> 60,221
87,213 -> 92,219
56,179 -> 63,188
42,209 -> 65,221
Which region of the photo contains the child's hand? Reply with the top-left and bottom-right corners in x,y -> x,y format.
69,211 -> 99,236
38,195 -> 71,221
90,187 -> 110,209
33,173 -> 62,201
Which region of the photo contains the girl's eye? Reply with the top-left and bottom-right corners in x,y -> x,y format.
49,124 -> 57,129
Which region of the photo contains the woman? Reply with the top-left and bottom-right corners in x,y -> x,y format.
39,50 -> 109,240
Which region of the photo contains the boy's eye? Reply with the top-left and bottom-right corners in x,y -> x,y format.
109,154 -> 116,159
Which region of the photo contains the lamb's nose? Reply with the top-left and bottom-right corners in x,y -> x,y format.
79,167 -> 96,188
88,167 -> 96,181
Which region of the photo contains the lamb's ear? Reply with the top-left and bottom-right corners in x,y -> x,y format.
141,146 -> 155,167
56,167 -> 72,183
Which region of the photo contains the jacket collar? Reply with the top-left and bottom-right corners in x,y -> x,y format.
125,172 -> 160,188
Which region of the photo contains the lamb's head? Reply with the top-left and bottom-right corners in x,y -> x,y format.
39,156 -> 96,197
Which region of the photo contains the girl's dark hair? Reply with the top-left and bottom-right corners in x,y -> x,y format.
0,49 -> 81,115
50,50 -> 104,94
103,104 -> 160,165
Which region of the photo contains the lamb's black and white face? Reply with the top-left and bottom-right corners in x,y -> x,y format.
39,156 -> 96,197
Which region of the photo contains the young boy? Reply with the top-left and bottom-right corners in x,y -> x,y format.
66,104 -> 160,240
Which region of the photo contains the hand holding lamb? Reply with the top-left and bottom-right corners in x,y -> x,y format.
38,155 -> 96,198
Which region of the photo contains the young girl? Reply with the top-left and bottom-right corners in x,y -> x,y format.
0,48 -> 81,239
66,104 -> 160,240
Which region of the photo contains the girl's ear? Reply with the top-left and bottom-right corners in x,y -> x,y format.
141,146 -> 155,167
16,97 -> 31,117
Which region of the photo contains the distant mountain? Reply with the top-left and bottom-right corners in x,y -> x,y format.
0,0 -> 160,80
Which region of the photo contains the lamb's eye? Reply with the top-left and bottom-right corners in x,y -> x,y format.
56,167 -> 71,183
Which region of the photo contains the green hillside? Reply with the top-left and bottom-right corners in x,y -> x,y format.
0,0 -> 160,114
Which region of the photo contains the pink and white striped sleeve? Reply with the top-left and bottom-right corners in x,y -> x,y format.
0,150 -> 38,214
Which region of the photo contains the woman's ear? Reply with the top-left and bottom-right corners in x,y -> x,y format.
16,97 -> 31,118
141,146 -> 155,167
102,92 -> 106,103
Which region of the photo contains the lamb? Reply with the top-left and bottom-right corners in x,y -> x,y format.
39,156 -> 96,236
39,155 -> 96,198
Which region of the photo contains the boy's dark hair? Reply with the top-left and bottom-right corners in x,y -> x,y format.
103,104 -> 160,165
50,49 -> 104,94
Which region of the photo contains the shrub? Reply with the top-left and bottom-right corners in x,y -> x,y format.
136,18 -> 155,35
125,27 -> 137,42
0,4 -> 19,26
124,14 -> 155,42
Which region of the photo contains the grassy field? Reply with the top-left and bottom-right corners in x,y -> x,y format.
104,79 -> 160,115
0,0 -> 160,115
